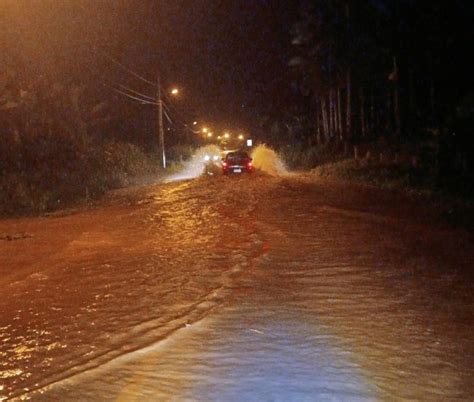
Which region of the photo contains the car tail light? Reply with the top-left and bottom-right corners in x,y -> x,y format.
247,161 -> 253,168
222,161 -> 228,167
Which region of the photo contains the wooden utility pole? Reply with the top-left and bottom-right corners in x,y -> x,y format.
157,74 -> 166,168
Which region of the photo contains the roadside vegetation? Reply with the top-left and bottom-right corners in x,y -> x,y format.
0,134 -> 161,216
258,2 -> 473,206
276,140 -> 474,235
279,139 -> 473,200
0,66 -> 176,216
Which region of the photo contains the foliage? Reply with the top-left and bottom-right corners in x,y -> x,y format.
279,141 -> 347,170
287,0 -> 474,190
0,136 -> 159,215
0,63 -> 160,216
312,157 -> 473,201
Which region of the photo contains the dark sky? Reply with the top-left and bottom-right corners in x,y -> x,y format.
1,0 -> 297,134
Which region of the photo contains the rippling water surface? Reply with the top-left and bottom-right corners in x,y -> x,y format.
1,172 -> 473,401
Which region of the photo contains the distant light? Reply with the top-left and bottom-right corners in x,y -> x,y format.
202,127 -> 208,133
247,139 -> 253,147
238,134 -> 244,140
217,136 -> 222,140
193,121 -> 198,125
170,88 -> 179,95
289,56 -> 303,67
224,133 -> 230,139
207,132 -> 213,138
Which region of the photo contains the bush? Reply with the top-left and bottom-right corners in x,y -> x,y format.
0,136 -> 160,216
312,158 -> 436,194
278,141 -> 348,170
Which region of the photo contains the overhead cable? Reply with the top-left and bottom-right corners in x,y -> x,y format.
118,84 -> 156,102
112,88 -> 158,105
97,50 -> 157,88
162,107 -> 173,124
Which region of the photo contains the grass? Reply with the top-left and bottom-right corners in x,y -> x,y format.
0,139 -> 161,216
311,158 -> 474,235
312,157 -> 474,199
312,158 -> 443,197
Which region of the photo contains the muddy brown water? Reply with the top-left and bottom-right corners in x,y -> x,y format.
1,173 -> 473,401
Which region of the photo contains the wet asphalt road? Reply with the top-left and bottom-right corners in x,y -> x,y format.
1,173 -> 473,401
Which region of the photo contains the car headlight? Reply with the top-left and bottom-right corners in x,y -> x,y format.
213,155 -> 219,161
204,155 -> 210,161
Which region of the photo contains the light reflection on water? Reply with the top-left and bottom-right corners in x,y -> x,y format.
34,304 -> 377,402
156,308 -> 376,402
1,173 -> 474,400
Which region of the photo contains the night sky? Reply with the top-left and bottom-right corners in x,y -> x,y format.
1,0 -> 297,134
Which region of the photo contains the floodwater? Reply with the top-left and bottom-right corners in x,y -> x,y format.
1,155 -> 473,400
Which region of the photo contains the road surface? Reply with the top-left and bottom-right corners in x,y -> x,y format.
1,172 -> 473,401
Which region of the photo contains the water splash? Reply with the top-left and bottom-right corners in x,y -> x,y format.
165,145 -> 222,182
251,145 -> 288,176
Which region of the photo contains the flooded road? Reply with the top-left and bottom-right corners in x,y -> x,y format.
1,172 -> 473,401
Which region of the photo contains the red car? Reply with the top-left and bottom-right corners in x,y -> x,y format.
222,150 -> 253,174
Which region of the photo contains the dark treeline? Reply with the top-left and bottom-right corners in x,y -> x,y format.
0,47 -> 161,214
1,1 -> 473,214
282,0 -> 473,192
0,2 -> 196,214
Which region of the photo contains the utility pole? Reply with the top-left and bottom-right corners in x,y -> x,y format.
157,74 -> 166,169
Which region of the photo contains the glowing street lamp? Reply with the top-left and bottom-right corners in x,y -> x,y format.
170,88 -> 179,96
238,134 -> 244,140
202,127 -> 209,134
207,132 -> 213,138
224,132 -> 230,139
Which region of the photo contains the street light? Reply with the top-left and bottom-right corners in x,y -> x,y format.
170,88 -> 179,95
207,132 -> 213,138
238,134 -> 244,140
224,132 -> 230,139
202,127 -> 209,133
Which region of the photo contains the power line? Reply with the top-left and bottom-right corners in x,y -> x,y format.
118,83 -> 156,102
84,63 -> 157,105
162,101 -> 191,127
97,51 -> 157,88
162,103 -> 201,134
86,48 -> 197,122
162,107 -> 173,124
84,47 -> 200,130
161,94 -> 197,125
112,87 -> 157,105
